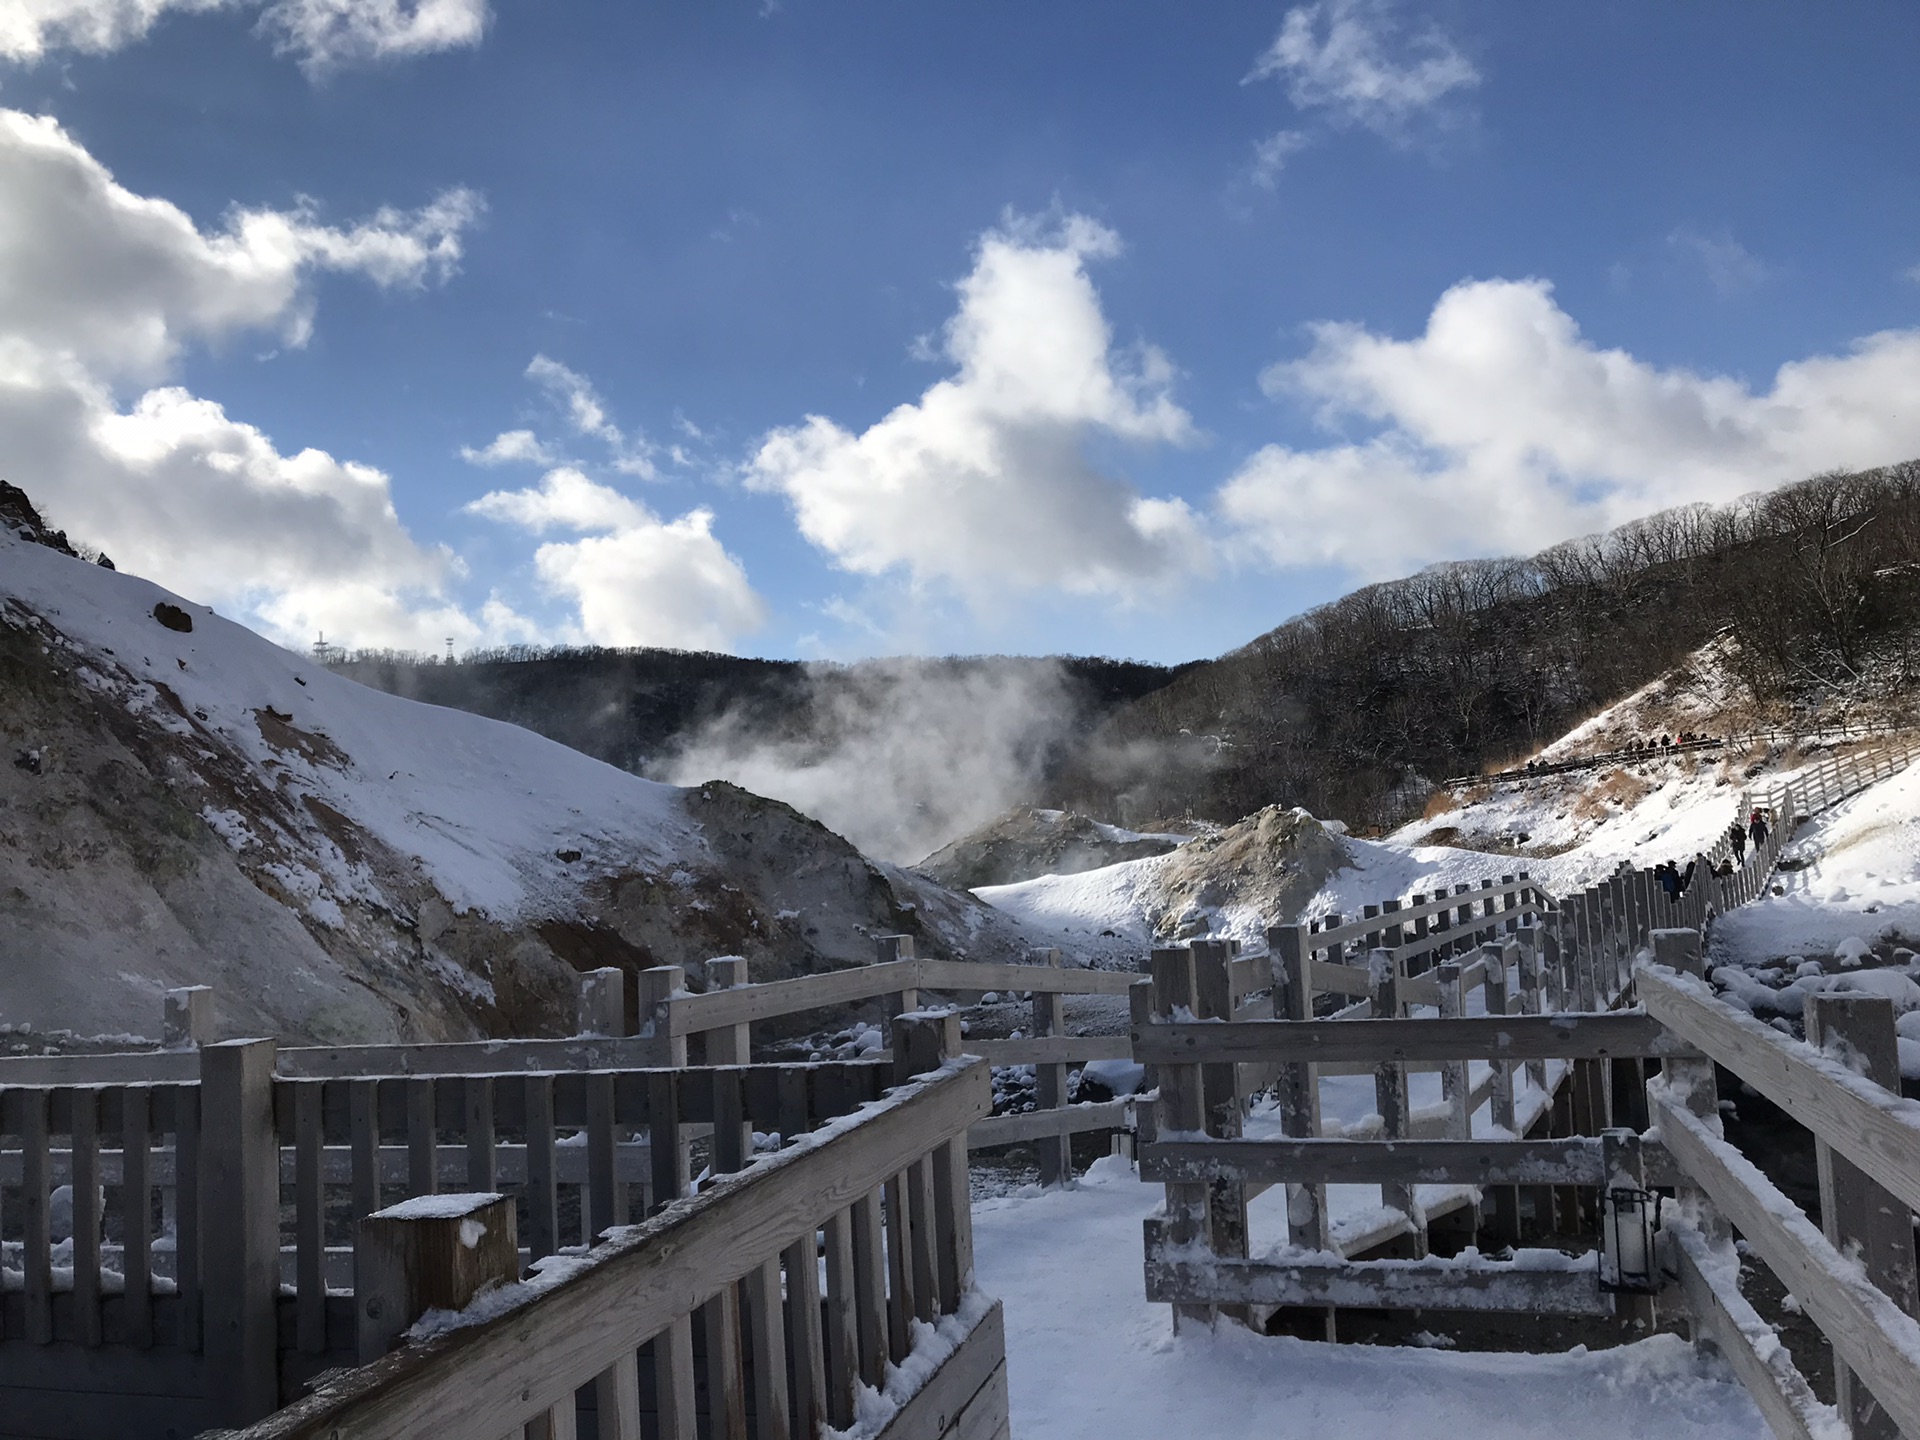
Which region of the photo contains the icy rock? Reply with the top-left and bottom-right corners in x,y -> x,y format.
1834,936 -> 1872,968
1795,960 -> 1825,979
1078,1058 -> 1148,1100
1831,970 -> 1920,1013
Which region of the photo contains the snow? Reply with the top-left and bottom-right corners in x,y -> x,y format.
973,1156 -> 1772,1440
374,1191 -> 504,1222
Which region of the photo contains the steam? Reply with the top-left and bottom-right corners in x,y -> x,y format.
654,659 -> 1084,863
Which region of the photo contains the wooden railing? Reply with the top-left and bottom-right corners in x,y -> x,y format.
230,1024 -> 1000,1440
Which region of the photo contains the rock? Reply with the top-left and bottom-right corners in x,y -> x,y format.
917,806 -> 1184,889
152,601 -> 194,633
13,749 -> 40,774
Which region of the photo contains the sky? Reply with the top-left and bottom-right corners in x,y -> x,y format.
2,0 -> 1919,666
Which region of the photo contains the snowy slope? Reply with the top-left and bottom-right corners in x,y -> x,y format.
0,520 -> 1044,1043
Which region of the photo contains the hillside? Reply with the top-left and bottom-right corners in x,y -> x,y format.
0,492 -> 1050,1045
1061,460 -> 1920,832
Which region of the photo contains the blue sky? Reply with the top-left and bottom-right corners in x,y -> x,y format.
3,0 -> 1919,664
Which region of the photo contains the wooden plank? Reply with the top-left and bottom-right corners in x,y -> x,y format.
932,1135 -> 971,1303
173,1083 -> 202,1352
784,1233 -> 827,1438
1669,1225 -> 1834,1440
666,961 -> 922,1034
465,1076 -> 496,1192
701,1283 -> 748,1440
823,1208 -> 859,1431
1650,1087 -> 1920,1439
525,1075 -> 558,1261
199,1039 -> 279,1426
349,1078 -> 381,1225
1310,879 -> 1538,952
0,1051 -> 199,1085
275,1035 -> 672,1079
1139,1137 -> 1683,1187
966,1099 -> 1130,1147
122,1083 -> 153,1349
914,960 -> 1138,997
967,1034 -> 1132,1067
653,1313 -> 696,1440
592,1349 -> 643,1440
70,1086 -> 103,1347
587,1070 -> 620,1239
228,1062 -> 990,1440
294,1079 -> 326,1354
851,1190 -> 888,1391
1145,1253 -> 1612,1315
868,1301 -> 1007,1440
1130,1012 -> 1687,1066
883,1170 -> 915,1360
1640,964 -> 1920,1218
910,1156 -> 940,1323
746,1257 -> 791,1440
22,1085 -> 55,1342
406,1076 -> 437,1198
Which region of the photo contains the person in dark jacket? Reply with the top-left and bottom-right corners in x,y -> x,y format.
1728,819 -> 1747,864
1679,858 -> 1696,895
1657,861 -> 1681,902
1749,809 -> 1769,851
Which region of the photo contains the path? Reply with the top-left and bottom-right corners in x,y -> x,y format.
972,1157 -> 1771,1440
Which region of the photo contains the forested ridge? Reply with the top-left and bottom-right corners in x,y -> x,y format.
1066,460 -> 1920,830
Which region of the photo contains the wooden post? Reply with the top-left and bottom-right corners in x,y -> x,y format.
638,966 -> 688,1066
1481,943 -> 1520,1246
1435,962 -> 1470,1138
1129,979 -> 1157,1148
1651,928 -> 1727,1252
877,935 -> 920,1054
892,1011 -> 960,1090
355,1191 -> 519,1363
1369,949 -> 1425,1258
1805,992 -> 1919,1440
704,956 -> 752,1064
1031,949 -> 1071,1186
576,967 -> 626,1037
1149,945 -> 1212,1330
199,1038 -> 280,1425
163,986 -> 212,1049
1192,938 -> 1249,1311
1269,923 -> 1332,1339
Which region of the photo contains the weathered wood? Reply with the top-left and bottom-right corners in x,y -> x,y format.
68,1086 -> 102,1348
1805,992 -> 1918,1440
967,1098 -> 1130,1147
276,1034 -> 673,1079
850,1189 -> 888,1390
1149,945 -> 1211,1331
406,1075 -> 438,1198
1640,961 -> 1920,1218
200,1038 -> 279,1425
356,1191 -> 519,1363
1369,950 -> 1420,1257
576,968 -> 626,1038
1145,1253 -> 1612,1315
746,1256 -> 792,1440
1140,1136 -> 1683,1187
465,1075 -> 496,1192
294,1079 -> 326,1354
653,1314 -> 696,1440
525,1074 -> 558,1261
1669,1226 -> 1833,1440
1650,1087 -> 1920,1440
883,1170 -> 915,1357
702,1283 -> 749,1440
1268,923 -> 1329,1262
164,986 -> 213,1050
1130,1012 -> 1688,1065
867,1301 -> 1007,1440
592,1349 -> 643,1440
933,1136 -> 971,1304
784,1232 -> 827,1438
702,956 -> 753,1064
915,959 -> 1138,997
174,1081 -> 202,1351
122,1082 -> 153,1349
910,1155 -> 940,1323
823,1208 -> 859,1430
1031,955 -> 1071,1187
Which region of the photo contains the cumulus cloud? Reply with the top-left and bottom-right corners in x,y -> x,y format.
467,468 -> 764,651
0,107 -> 502,649
1219,277 -> 1920,577
0,0 -> 487,70
0,111 -> 478,381
1248,0 -> 1479,143
748,212 -> 1207,603
460,428 -> 556,467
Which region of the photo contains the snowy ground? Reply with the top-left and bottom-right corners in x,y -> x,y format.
974,1157 -> 1771,1440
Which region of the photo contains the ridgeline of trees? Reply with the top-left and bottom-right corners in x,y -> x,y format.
1065,461 -> 1920,831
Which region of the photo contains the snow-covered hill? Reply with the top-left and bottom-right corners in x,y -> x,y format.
0,501 -> 1042,1045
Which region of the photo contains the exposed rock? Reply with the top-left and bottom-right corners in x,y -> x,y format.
0,480 -> 77,558
152,601 -> 194,633
1147,805 -> 1349,941
917,806 -> 1184,890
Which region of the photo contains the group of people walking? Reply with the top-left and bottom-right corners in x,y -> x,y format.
1659,807 -> 1772,904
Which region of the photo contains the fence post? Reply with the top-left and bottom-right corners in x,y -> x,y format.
1268,923 -> 1332,1339
892,1010 -> 961,1089
703,956 -> 752,1064
199,1038 -> 279,1425
1030,948 -> 1071,1187
1191,939 -> 1248,1301
355,1192 -> 518,1363
1369,949 -> 1425,1258
1148,945 -> 1212,1331
877,935 -> 920,1052
1650,929 -> 1727,1255
1480,943 -> 1520,1246
576,967 -> 626,1037
638,965 -> 688,1066
163,986 -> 213,1049
1805,992 -> 1919,1440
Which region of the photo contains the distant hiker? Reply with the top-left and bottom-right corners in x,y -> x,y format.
1679,858 -> 1696,894
1657,861 -> 1680,902
1728,820 -> 1747,863
1715,857 -> 1736,878
1749,808 -> 1769,851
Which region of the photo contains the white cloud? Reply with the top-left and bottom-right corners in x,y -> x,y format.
1248,0 -> 1479,142
0,111 -> 478,382
747,212 -> 1207,602
1219,277 -> 1920,578
1668,226 -> 1772,296
0,107 -> 502,650
0,0 -> 487,69
467,468 -> 764,651
526,353 -> 656,477
1251,129 -> 1312,189
460,428 -> 555,467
